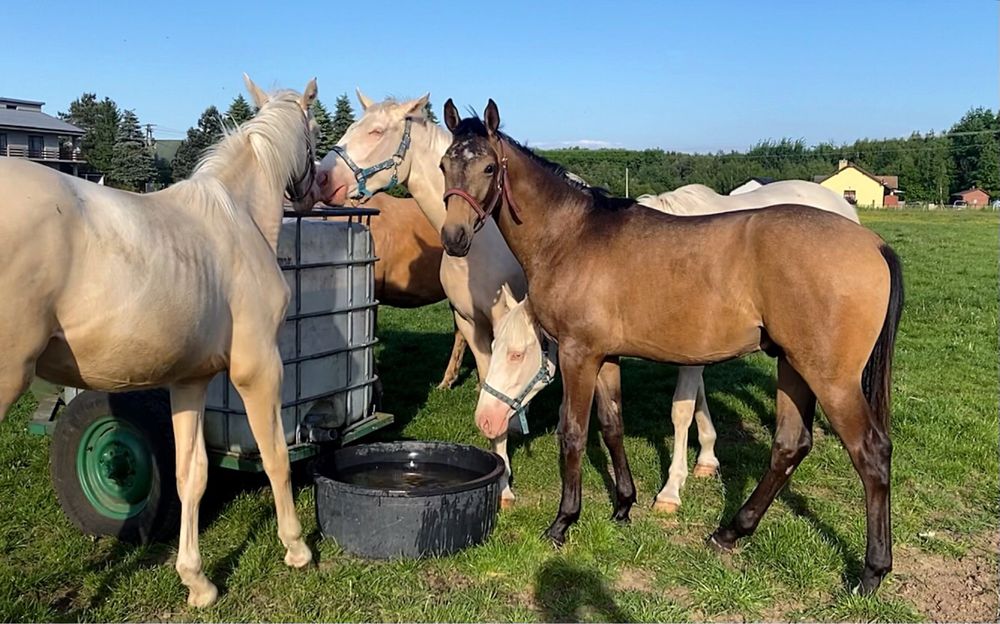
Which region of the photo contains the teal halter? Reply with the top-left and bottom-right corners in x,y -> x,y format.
331,118 -> 413,200
481,336 -> 555,436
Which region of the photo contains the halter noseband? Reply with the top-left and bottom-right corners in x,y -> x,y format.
330,117 -> 413,200
285,109 -> 317,204
480,333 -> 555,436
442,139 -> 524,232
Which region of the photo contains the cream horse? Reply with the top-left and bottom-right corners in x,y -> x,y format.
316,91 -> 527,503
478,183 -> 860,512
0,75 -> 319,607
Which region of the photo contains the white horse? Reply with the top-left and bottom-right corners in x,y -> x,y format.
0,75 -> 319,607
636,180 -> 859,219
315,91 -> 527,503
478,182 -> 860,512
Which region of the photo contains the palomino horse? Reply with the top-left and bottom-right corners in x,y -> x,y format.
315,91 -> 527,503
439,100 -> 903,594
0,75 -> 319,607
478,183 -> 860,512
349,193 -> 467,388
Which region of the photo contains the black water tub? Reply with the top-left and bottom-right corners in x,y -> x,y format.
313,441 -> 505,559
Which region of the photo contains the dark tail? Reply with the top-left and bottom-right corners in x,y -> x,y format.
862,244 -> 904,429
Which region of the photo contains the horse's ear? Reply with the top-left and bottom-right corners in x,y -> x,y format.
243,73 -> 269,108
500,284 -> 520,311
403,93 -> 430,116
356,87 -> 374,111
484,99 -> 500,136
443,98 -> 461,132
299,78 -> 318,111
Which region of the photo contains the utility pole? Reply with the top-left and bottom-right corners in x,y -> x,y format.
625,166 -> 629,197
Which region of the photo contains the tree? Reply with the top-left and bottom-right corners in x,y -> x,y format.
60,93 -> 120,174
109,110 -> 156,191
423,101 -> 439,125
172,106 -> 224,180
330,94 -> 355,145
225,94 -> 255,129
949,107 -> 1000,197
311,99 -> 336,155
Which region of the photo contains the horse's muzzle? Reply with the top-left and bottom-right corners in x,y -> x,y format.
441,224 -> 472,257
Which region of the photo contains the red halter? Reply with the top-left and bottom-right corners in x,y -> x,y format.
443,140 -> 523,231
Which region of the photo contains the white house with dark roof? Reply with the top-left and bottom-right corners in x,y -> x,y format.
0,97 -> 88,176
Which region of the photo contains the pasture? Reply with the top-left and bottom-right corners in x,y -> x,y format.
0,210 -> 996,622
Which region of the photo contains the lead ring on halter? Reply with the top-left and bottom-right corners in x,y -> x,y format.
330,117 -> 413,200
480,335 -> 555,436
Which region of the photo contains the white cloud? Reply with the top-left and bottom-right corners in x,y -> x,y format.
530,139 -> 624,149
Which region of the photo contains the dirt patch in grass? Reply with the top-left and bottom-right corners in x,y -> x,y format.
614,566 -> 655,593
893,530 -> 998,622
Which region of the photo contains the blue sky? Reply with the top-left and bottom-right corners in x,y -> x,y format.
3,0 -> 997,151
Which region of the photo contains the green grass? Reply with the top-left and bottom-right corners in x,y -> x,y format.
1,210 -> 997,622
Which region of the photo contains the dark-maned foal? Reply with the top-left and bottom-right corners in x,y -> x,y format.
438,99 -> 903,594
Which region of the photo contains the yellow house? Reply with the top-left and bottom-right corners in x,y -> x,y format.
814,160 -> 899,208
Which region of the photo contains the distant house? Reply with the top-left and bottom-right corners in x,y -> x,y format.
813,160 -> 902,208
729,177 -> 775,195
950,186 -> 990,207
0,96 -> 88,177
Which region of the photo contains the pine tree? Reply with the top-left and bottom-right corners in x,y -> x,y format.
311,99 -> 336,155
225,94 -> 255,130
330,94 -> 356,145
172,106 -> 224,180
423,101 -> 439,125
60,93 -> 120,174
109,110 -> 156,191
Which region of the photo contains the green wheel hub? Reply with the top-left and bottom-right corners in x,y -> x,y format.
76,417 -> 153,519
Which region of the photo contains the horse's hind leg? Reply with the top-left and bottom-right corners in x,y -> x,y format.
710,356 -> 815,549
814,381 -> 892,593
231,349 -> 312,570
692,373 -> 720,477
437,324 -> 468,389
594,358 -> 636,522
654,366 -> 703,512
169,380 -> 217,607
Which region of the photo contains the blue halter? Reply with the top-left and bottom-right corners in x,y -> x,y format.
330,118 -> 413,200
481,336 -> 555,436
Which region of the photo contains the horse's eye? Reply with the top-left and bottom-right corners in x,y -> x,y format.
370,127 -> 384,135
484,164 -> 495,175
508,351 -> 524,363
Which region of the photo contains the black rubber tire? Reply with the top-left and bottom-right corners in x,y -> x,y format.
49,389 -> 180,544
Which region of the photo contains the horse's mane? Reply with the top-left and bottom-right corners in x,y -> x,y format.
169,90 -> 310,220
452,116 -> 635,212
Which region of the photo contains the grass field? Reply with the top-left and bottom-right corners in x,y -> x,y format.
1,211 -> 997,622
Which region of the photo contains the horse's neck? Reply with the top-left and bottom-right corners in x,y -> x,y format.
496,144 -> 583,283
213,151 -> 285,251
403,123 -> 452,232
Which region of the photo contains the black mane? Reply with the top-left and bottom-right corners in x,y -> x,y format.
451,116 -> 636,212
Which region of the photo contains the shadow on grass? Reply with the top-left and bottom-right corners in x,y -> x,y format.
534,557 -> 631,622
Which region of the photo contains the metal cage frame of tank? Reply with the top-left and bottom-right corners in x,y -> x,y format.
29,206 -> 393,472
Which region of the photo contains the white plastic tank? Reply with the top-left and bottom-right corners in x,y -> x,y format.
203,214 -> 378,456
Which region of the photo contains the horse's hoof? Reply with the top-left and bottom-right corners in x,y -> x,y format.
611,509 -> 632,524
436,379 -> 456,390
693,463 -> 719,478
500,496 -> 516,510
653,499 -> 680,514
706,531 -> 735,552
544,528 -> 567,548
284,542 -> 313,569
187,581 -> 219,608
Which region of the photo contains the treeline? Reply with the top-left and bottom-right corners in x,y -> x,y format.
538,107 -> 999,204
59,91 -> 364,190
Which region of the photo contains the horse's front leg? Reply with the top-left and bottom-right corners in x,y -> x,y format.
594,358 -> 636,522
169,380 -> 217,607
231,346 -> 312,570
545,341 -> 602,545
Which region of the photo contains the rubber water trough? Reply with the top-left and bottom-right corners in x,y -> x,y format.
313,441 -> 505,559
